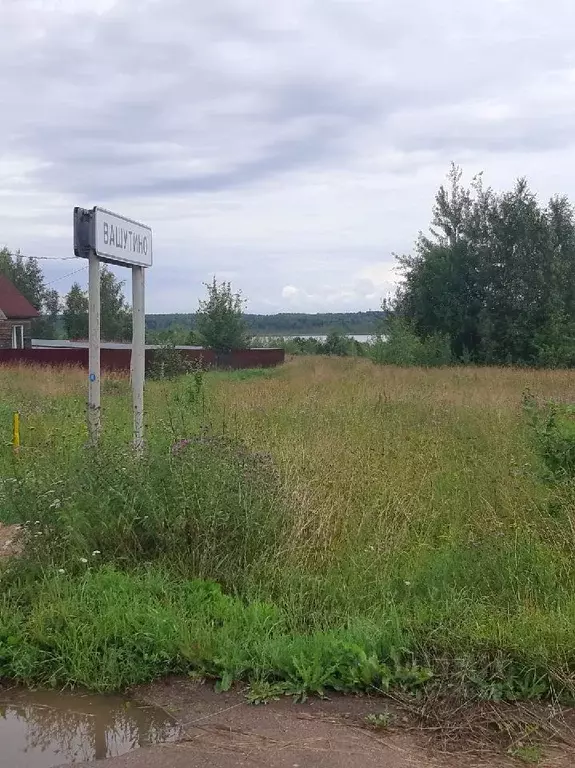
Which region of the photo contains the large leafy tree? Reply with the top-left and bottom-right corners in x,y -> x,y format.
396,166 -> 575,366
396,166 -> 486,360
196,278 -> 250,351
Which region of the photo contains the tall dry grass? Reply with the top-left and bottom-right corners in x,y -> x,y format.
216,358 -> 565,564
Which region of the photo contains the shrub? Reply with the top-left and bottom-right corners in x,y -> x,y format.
196,278 -> 251,351
147,343 -> 193,379
372,317 -> 452,367
524,394 -> 575,479
7,433 -> 286,590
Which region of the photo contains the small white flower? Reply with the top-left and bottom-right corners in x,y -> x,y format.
58,568 -> 65,574
79,557 -> 88,564
404,581 -> 411,586
92,550 -> 101,556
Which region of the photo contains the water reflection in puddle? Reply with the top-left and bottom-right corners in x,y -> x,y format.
0,688 -> 182,767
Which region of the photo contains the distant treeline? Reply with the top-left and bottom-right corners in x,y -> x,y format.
146,311 -> 385,336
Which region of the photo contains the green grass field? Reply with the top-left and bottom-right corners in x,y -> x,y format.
1,358 -> 575,699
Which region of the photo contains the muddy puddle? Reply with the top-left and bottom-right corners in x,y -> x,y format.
0,688 -> 182,767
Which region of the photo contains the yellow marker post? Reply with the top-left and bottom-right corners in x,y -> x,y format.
12,412 -> 20,453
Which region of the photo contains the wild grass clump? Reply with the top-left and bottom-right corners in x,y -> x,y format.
4,432 -> 285,590
0,566 -> 434,693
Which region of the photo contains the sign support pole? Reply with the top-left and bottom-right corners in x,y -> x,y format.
131,265 -> 145,451
75,205 -> 151,450
88,251 -> 101,445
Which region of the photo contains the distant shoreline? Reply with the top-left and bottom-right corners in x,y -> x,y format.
146,311 -> 386,338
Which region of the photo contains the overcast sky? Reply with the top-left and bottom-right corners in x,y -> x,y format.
2,0 -> 575,313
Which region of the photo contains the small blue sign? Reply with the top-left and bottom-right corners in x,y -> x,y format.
89,373 -> 96,382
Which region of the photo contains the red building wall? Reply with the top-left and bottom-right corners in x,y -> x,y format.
0,347 -> 284,371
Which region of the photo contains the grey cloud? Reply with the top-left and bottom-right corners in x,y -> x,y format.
4,0 -> 575,313
5,6 -> 391,197
8,0 -> 575,204
126,131 -> 340,196
392,93 -> 575,156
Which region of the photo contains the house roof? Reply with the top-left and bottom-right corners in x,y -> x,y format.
0,275 -> 40,319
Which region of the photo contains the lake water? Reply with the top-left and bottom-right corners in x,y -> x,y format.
0,688 -> 181,767
256,334 -> 375,343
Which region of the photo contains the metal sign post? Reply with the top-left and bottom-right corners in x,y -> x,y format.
88,251 -> 101,445
131,266 -> 145,451
74,206 -> 152,449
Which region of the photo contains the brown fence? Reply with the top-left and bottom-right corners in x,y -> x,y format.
0,347 -> 284,371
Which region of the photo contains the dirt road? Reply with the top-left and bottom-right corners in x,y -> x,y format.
73,679 -> 575,768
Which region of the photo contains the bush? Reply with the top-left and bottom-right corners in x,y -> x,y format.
147,343 -> 193,379
373,317 -> 452,367
6,433 -> 286,589
324,330 -> 351,356
196,278 -> 251,351
524,395 -> 575,479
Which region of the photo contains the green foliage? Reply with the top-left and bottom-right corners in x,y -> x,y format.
62,267 -> 131,341
62,282 -> 88,339
259,333 -> 369,357
147,343 -> 193,380
146,324 -> 199,346
373,317 -> 452,367
524,395 -> 575,479
196,277 -> 250,351
324,330 -> 351,356
364,711 -> 394,729
508,744 -> 544,764
33,289 -> 61,339
100,266 -> 131,341
0,248 -> 45,310
6,438 -> 285,589
397,165 -> 575,366
0,567 -> 432,693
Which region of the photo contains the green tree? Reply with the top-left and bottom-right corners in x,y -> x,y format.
62,267 -> 131,342
396,165 -> 486,360
0,247 -> 46,310
396,166 -> 575,366
63,283 -> 88,339
196,278 -> 250,351
33,289 -> 61,339
100,266 -> 131,341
